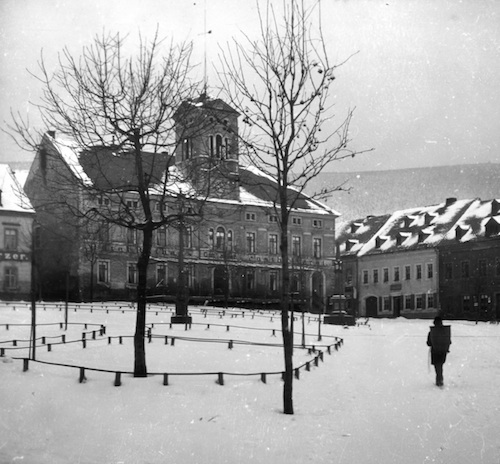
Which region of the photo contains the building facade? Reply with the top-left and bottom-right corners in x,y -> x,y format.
0,164 -> 34,300
438,198 -> 500,321
24,97 -> 338,308
336,198 -> 490,319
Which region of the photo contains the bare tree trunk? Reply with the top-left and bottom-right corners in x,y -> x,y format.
280,222 -> 294,415
134,225 -> 152,377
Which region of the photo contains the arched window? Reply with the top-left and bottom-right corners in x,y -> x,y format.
216,226 -> 226,250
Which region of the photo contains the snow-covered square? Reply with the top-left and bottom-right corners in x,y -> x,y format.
1,302 -> 499,464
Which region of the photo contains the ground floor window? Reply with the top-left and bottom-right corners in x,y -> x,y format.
97,260 -> 110,284
246,270 -> 255,291
156,263 -> 167,286
383,296 -> 390,311
127,262 -> 138,285
427,293 -> 435,308
4,266 -> 18,290
404,295 -> 412,310
415,294 -> 423,309
269,271 -> 278,292
462,295 -> 471,312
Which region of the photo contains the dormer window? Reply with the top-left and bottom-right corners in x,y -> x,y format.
350,222 -> 362,233
455,225 -> 467,241
418,231 -> 431,243
401,216 -> 413,228
292,216 -> 302,226
485,218 -> 500,237
375,236 -> 386,249
345,239 -> 358,252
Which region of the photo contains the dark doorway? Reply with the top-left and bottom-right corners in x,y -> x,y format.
366,296 -> 378,317
393,296 -> 402,317
213,265 -> 229,299
312,271 -> 324,313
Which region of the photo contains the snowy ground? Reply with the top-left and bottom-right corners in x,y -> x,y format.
1,302 -> 500,464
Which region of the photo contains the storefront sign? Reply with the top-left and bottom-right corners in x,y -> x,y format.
0,251 -> 30,261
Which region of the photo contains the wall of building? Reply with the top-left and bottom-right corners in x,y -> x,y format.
356,249 -> 439,318
439,239 -> 500,320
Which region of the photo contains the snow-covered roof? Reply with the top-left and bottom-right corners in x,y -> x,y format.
337,198 -> 486,257
440,198 -> 500,244
43,134 -> 336,217
0,164 -> 34,214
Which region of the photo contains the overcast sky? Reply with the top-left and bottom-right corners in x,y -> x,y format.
1,0 -> 499,172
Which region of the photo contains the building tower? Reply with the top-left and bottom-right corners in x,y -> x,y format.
173,94 -> 240,200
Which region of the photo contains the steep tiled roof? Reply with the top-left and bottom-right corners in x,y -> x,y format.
336,214 -> 391,256
337,198 -> 484,257
45,134 -> 335,216
440,198 -> 500,244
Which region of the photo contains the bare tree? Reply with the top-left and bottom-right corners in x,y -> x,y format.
219,0 -> 369,414
7,29 -> 204,377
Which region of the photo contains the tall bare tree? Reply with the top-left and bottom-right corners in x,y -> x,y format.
7,29 -> 204,377
219,0 -> 368,414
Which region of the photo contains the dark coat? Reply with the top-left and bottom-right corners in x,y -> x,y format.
427,325 -> 451,365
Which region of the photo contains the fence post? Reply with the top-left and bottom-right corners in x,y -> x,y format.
23,358 -> 29,372
295,368 -> 300,380
48,344 -> 52,352
228,340 -> 233,349
62,335 -> 66,344
171,337 -> 175,346
260,373 -> 267,384
0,348 -> 4,357
82,339 -> 86,349
164,336 -> 168,345
114,372 -> 122,387
79,367 -> 86,383
306,362 -> 310,371
217,372 -> 224,385
163,373 -> 169,386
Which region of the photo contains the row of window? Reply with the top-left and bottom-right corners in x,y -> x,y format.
245,212 -> 323,229
97,260 -> 302,294
120,225 -> 325,258
361,263 -> 434,285
377,293 -> 436,312
182,134 -> 234,160
444,258 -> 500,279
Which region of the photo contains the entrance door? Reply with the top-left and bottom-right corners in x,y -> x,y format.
213,265 -> 229,299
393,296 -> 402,318
366,296 -> 378,317
312,271 -> 324,313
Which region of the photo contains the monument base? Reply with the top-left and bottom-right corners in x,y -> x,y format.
171,315 -> 193,325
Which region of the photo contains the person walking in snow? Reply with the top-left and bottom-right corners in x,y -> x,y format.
427,316 -> 451,387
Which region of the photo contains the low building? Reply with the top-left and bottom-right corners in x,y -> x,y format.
0,164 -> 34,299
337,198 -> 478,318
